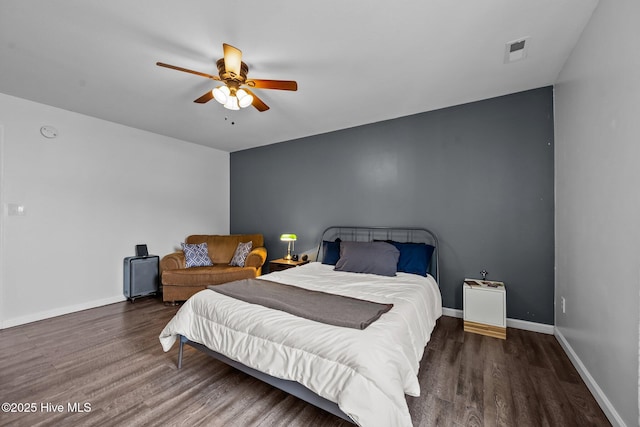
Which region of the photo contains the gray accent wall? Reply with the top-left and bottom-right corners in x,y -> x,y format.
231,87 -> 554,324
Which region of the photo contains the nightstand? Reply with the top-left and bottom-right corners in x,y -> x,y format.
463,278 -> 506,339
269,258 -> 310,273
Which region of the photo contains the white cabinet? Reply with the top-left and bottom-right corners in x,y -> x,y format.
463,278 -> 506,339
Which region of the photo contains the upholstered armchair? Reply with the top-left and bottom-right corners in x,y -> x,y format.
160,234 -> 267,303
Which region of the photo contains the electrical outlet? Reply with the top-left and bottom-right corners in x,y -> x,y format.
561,297 -> 566,314
6,203 -> 26,216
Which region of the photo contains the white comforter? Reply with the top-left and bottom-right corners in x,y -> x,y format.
159,262 -> 442,427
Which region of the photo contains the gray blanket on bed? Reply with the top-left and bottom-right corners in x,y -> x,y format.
207,278 -> 393,330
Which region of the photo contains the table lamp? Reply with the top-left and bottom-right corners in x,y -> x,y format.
280,234 -> 297,260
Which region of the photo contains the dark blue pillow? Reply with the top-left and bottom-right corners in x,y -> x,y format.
387,242 -> 435,276
322,239 -> 341,265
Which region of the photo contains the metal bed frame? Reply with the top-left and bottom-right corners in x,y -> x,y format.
177,335 -> 352,421
177,226 -> 440,424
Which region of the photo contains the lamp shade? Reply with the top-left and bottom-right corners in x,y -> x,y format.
280,233 -> 297,242
224,95 -> 239,110
236,89 -> 253,108
212,85 -> 230,104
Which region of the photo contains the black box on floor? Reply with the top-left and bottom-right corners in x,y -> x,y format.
123,255 -> 159,301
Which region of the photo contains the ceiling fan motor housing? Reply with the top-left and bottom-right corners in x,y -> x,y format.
216,58 -> 249,86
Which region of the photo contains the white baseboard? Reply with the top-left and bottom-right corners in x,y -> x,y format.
442,307 -> 464,319
555,328 -> 626,427
441,307 -> 555,334
1,295 -> 127,329
506,317 -> 555,334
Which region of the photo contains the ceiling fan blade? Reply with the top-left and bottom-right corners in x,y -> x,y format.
194,90 -> 214,104
223,43 -> 242,77
245,89 -> 269,112
156,62 -> 220,80
246,79 -> 298,91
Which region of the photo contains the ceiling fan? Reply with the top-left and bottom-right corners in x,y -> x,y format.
157,43 -> 298,112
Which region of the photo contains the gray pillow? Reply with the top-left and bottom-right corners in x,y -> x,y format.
334,241 -> 400,277
229,241 -> 253,267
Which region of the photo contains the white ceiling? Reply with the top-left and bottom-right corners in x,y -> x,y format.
0,1 -> 598,152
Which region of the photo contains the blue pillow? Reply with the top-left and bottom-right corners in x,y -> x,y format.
181,242 -> 213,268
322,239 -> 341,265
387,242 -> 435,276
334,241 -> 399,277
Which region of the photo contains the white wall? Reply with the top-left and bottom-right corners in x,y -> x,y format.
554,1 -> 640,426
0,93 -> 230,328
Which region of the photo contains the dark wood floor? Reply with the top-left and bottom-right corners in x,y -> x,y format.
0,297 -> 610,427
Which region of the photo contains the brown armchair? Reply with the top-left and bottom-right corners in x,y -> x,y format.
160,234 -> 267,303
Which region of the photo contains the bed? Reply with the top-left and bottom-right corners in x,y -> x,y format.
159,226 -> 442,426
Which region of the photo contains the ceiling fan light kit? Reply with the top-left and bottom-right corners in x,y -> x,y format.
157,43 -> 297,112
212,86 -> 253,110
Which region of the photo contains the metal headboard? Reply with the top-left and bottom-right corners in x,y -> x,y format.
316,226 -> 439,283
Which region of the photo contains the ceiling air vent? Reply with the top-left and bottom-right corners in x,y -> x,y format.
504,37 -> 529,63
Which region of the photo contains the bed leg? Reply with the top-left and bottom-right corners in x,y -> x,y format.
178,335 -> 184,370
